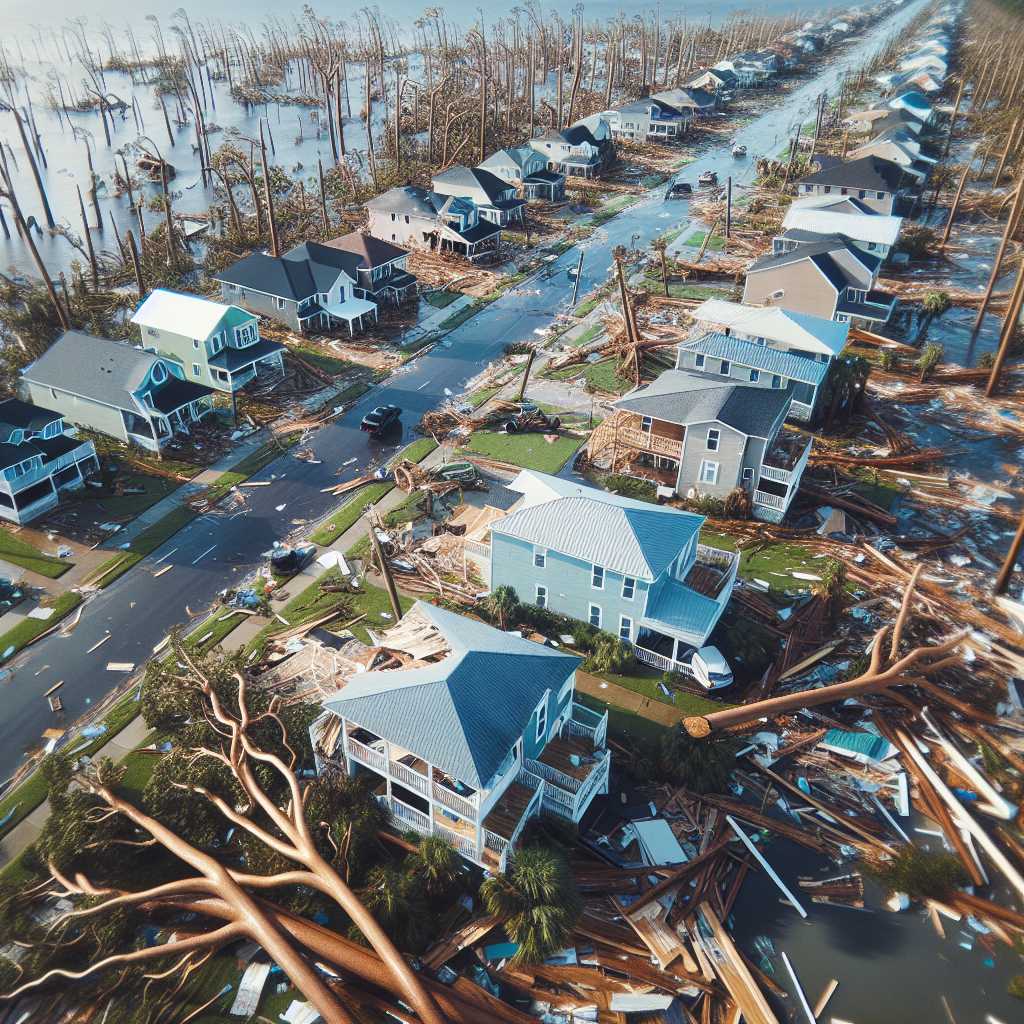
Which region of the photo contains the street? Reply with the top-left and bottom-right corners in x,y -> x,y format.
0,0 -> 925,783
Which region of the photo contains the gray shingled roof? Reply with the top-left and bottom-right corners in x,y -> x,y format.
614,369 -> 790,436
325,231 -> 408,269
323,603 -> 579,789
748,234 -> 880,281
433,165 -> 510,204
365,185 -> 439,217
798,154 -> 905,193
22,331 -> 166,412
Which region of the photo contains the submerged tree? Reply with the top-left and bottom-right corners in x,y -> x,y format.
864,846 -> 968,902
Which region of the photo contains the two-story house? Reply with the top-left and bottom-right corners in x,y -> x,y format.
431,166 -> 527,226
600,98 -> 691,142
214,242 -> 378,336
684,298 -> 848,422
527,116 -> 615,178
847,135 -> 936,181
685,67 -> 739,95
310,601 -> 610,871
779,202 -> 904,259
652,87 -> 718,119
21,331 -> 215,453
796,155 -> 910,216
486,470 -> 740,675
130,290 -> 284,396
599,369 -> 812,525
365,186 -> 502,263
743,233 -> 897,326
479,146 -> 566,202
0,399 -> 98,524
323,232 -> 418,305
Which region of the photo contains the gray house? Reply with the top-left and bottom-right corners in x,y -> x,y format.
588,369 -> 812,523
600,98 -> 691,142
365,186 -> 502,263
652,87 -> 719,119
527,116 -> 615,178
432,166 -> 526,226
214,242 -> 378,336
478,146 -> 565,202
0,398 -> 98,525
796,155 -> 910,216
743,234 -> 896,325
21,331 -> 215,453
323,232 -> 418,305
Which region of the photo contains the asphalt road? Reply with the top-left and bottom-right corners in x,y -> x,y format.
0,0 -> 926,781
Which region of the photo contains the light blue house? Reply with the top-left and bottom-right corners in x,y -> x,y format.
311,601 -> 609,871
487,472 -> 739,675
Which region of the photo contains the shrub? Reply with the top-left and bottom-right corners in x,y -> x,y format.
916,343 -> 944,382
879,349 -> 896,372
863,846 -> 968,902
688,493 -> 726,517
583,634 -> 634,675
723,487 -> 751,520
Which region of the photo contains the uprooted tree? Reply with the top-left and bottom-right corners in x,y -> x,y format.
0,645 -> 448,1024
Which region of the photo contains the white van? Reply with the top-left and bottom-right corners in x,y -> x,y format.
690,646 -> 734,691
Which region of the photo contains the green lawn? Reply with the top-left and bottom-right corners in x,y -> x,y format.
574,294 -> 603,318
571,323 -> 605,348
0,591 -> 82,664
576,692 -> 668,747
117,749 -> 161,798
701,528 -> 820,593
73,472 -> 182,523
466,386 -> 502,409
459,430 -> 585,474
422,290 -> 459,309
587,195 -> 638,227
682,230 -> 727,251
0,530 -> 72,579
542,357 -> 629,395
287,342 -> 359,377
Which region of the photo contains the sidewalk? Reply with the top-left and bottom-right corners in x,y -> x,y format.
397,294 -> 476,350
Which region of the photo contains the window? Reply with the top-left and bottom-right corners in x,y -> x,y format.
619,616 -> 633,642
742,466 -> 754,482
193,338 -> 200,349
151,362 -> 166,384
147,327 -> 159,338
589,604 -> 602,628
749,369 -> 760,382
771,374 -> 782,389
404,215 -> 410,224
535,699 -> 548,743
840,187 -> 848,195
699,459 -> 719,485
707,428 -> 720,451
275,297 -> 286,310
640,416 -> 652,432
694,353 -> 706,369
859,189 -> 866,198
877,191 -> 885,200
533,546 -> 546,568
591,565 -> 604,589
622,576 -> 635,600
536,584 -> 547,608
192,363 -> 201,377
391,213 -> 397,221
720,359 -> 731,375
823,185 -> 832,194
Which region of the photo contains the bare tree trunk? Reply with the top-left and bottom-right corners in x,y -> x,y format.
14,108 -> 55,229
76,185 -> 99,289
259,121 -> 280,257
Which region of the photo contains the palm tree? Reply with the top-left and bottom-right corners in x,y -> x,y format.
408,834 -> 463,900
814,557 -> 847,624
359,864 -> 425,951
486,585 -> 520,630
480,846 -> 582,964
916,342 -> 945,382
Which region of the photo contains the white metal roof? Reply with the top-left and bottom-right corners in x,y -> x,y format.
782,206 -> 903,247
131,289 -> 237,339
689,298 -> 848,356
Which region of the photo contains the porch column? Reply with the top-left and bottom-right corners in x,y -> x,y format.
671,637 -> 681,666
349,317 -> 355,337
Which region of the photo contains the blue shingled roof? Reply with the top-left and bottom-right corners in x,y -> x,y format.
641,575 -> 724,645
323,603 -> 579,788
821,728 -> 893,762
681,333 -> 830,385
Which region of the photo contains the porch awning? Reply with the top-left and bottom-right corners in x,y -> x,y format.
641,575 -> 724,647
323,297 -> 377,323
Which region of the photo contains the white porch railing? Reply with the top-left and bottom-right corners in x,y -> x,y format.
483,829 -> 510,858
346,735 -> 387,773
758,463 -> 792,484
572,753 -> 610,820
563,702 -> 609,751
753,489 -> 787,511
390,760 -> 430,798
789,400 -> 814,422
540,781 -> 575,817
432,780 -> 478,819
434,819 -> 479,860
380,796 -> 431,835
1,460 -> 51,492
634,644 -> 697,678
53,442 -> 95,473
464,539 -> 490,558
525,757 -> 582,795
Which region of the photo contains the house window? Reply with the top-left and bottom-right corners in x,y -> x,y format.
619,616 -> 633,642
533,546 -> 546,568
192,363 -> 201,377
275,297 -> 286,310
877,191 -> 885,200
147,327 -> 159,338
592,565 -> 604,589
707,428 -> 720,451
695,353 -> 706,369
859,190 -> 866,198
193,338 -> 200,349
404,215 -> 410,224
823,185 -> 832,194
742,467 -> 754,482
720,359 -> 731,375
840,187 -> 848,195
749,369 -> 760,382
536,584 -> 547,608
640,416 -> 652,432
589,604 -> 602,628
699,459 -> 719,485
771,374 -> 782,388
391,213 -> 397,221
535,699 -> 548,743
151,362 -> 166,384
622,576 -> 635,600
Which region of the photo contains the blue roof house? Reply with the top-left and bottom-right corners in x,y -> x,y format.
312,601 -> 610,871
486,471 -> 740,677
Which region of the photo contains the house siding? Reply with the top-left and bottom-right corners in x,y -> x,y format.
797,183 -> 896,216
23,381 -> 129,442
522,677 -> 575,761
220,284 -> 301,332
367,209 -> 436,249
490,532 -> 650,642
678,421 -> 748,499
743,260 -> 838,320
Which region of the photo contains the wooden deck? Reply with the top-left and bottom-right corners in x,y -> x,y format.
684,561 -> 730,599
483,781 -> 536,841
537,734 -> 596,782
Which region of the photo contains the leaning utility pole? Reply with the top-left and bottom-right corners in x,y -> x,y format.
994,508 -> 1024,596
985,257 -> 1024,398
368,514 -> 403,622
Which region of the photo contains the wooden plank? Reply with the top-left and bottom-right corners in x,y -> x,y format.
421,914 -> 501,971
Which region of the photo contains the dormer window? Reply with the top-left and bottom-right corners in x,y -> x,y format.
150,362 -> 166,385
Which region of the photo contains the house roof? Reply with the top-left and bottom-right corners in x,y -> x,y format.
652,87 -> 716,110
690,298 -> 848,355
798,154 -> 906,194
208,338 -> 285,372
213,242 -> 358,301
679,332 -> 830,386
323,602 -> 578,789
147,376 -> 214,415
747,234 -> 880,286
492,470 -> 703,582
781,207 -> 903,246
365,185 -> 439,217
790,193 -> 876,216
0,398 -> 60,433
131,289 -> 244,339
642,575 -> 724,645
614,369 -> 790,437
433,165 -> 510,204
480,145 -> 539,172
323,231 -> 409,269
22,331 -> 169,412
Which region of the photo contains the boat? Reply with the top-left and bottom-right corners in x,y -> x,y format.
732,144 -> 747,158
698,170 -> 718,187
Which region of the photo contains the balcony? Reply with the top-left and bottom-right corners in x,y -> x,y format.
760,432 -> 813,484
618,427 -> 683,460
836,289 -> 897,323
0,459 -> 51,493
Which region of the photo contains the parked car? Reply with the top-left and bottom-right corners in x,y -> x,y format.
698,170 -> 719,187
690,646 -> 734,690
361,405 -> 402,434
667,180 -> 693,199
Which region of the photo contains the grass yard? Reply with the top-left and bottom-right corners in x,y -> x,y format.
701,528 -> 820,593
0,591 -> 82,664
0,530 -> 72,578
287,342 -> 359,377
437,298 -> 487,333
580,358 -> 631,395
682,230 -> 727,251
573,294 -> 603,318
422,290 -> 460,309
587,194 -> 638,227
576,692 -> 668,747
459,430 -> 585,474
571,323 -> 605,348
117,749 -> 162,798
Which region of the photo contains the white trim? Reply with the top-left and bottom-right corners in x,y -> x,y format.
589,603 -> 602,629
591,564 -> 604,590
699,459 -> 720,485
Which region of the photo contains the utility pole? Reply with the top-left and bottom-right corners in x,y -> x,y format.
985,257 -> 1024,398
516,349 -> 536,403
725,176 -> 733,239
571,249 -> 584,306
367,514 -> 403,622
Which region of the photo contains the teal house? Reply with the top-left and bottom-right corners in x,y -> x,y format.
311,602 -> 609,871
